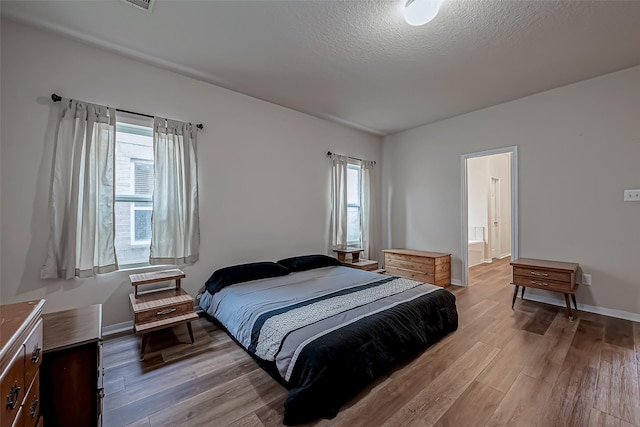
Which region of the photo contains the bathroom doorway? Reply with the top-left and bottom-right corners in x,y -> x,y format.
461,146 -> 518,286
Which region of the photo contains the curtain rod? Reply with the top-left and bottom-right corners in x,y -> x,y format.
50,93 -> 204,130
326,151 -> 375,164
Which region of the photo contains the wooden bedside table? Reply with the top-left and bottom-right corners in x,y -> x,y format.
129,269 -> 198,359
341,259 -> 379,271
333,248 -> 364,262
510,258 -> 580,321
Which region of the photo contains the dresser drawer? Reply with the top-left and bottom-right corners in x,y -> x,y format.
385,266 -> 434,284
1,347 -> 25,427
513,267 -> 571,283
512,275 -> 571,292
385,258 -> 433,274
23,320 -> 43,393
385,252 -> 435,268
134,300 -> 194,325
23,374 -> 40,427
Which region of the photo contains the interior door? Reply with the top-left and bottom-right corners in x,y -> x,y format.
490,177 -> 500,259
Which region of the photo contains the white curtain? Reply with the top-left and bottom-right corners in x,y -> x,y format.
329,153 -> 348,251
41,99 -> 117,279
360,160 -> 377,260
150,118 -> 200,265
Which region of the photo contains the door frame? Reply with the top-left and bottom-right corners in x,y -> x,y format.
460,146 -> 518,286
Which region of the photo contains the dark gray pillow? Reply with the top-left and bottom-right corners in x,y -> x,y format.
205,262 -> 290,295
277,254 -> 341,272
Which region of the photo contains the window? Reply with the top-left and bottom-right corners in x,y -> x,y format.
131,160 -> 153,244
114,117 -> 155,266
347,163 -> 362,247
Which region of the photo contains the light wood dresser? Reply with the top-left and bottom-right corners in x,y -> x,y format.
41,304 -> 103,427
383,249 -> 451,288
510,258 -> 580,320
129,269 -> 198,359
0,300 -> 45,427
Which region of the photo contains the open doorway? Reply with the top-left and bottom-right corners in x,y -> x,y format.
461,146 -> 518,286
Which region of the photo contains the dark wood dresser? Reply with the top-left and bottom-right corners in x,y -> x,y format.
383,249 -> 451,287
0,300 -> 45,427
40,304 -> 103,427
510,258 -> 580,320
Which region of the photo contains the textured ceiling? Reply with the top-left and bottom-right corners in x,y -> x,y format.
2,0 -> 640,135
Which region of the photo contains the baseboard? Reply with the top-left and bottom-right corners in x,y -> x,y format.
103,320 -> 133,337
483,258 -> 492,263
516,288 -> 640,323
103,307 -> 205,338
498,253 -> 511,259
450,279 -> 463,287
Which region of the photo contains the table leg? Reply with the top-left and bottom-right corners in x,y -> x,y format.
521,286 -> 526,300
571,294 -> 578,311
564,294 -> 574,321
512,285 -> 519,309
140,334 -> 148,360
187,322 -> 195,344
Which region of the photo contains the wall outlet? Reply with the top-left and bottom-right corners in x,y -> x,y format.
582,273 -> 592,286
623,189 -> 640,201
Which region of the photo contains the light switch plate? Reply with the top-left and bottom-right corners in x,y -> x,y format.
582,274 -> 592,286
624,189 -> 640,201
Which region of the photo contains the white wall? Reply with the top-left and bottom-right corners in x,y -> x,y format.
382,65 -> 640,316
0,19 -> 381,326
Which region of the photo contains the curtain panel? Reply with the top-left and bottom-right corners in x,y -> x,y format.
41,98 -> 117,279
150,118 -> 200,265
361,160 -> 377,260
329,153 -> 349,251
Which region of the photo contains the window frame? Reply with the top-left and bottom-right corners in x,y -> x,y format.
114,117 -> 155,268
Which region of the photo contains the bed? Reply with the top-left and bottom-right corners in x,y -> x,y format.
199,255 -> 458,425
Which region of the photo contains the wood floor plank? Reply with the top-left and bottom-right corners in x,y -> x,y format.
103,357 -> 260,426
521,312 -> 579,384
594,343 -> 640,426
588,408 -> 636,427
522,305 -> 559,335
125,418 -> 151,427
381,341 -> 500,427
226,413 -> 267,427
604,317 -> 635,350
538,319 -> 604,427
485,371 -> 553,427
476,330 -> 543,393
433,380 -> 504,427
147,368 -> 287,427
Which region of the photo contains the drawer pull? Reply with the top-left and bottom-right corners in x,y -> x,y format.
6,383 -> 20,410
530,271 -> 549,277
32,344 -> 41,363
531,281 -> 549,287
29,398 -> 39,418
156,308 -> 177,316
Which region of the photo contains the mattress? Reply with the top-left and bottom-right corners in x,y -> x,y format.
199,265 -> 458,425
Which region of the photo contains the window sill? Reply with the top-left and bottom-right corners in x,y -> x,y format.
117,263 -> 173,273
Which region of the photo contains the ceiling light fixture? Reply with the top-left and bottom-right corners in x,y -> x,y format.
403,0 -> 444,26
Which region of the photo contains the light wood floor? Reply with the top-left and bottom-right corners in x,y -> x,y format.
103,260 -> 640,427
